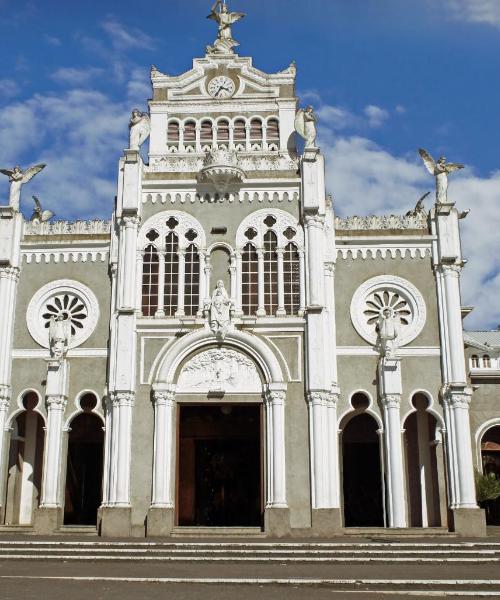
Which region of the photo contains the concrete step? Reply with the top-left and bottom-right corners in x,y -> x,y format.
56,526 -> 98,536
172,526 -> 265,537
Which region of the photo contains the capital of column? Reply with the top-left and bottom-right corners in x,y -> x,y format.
444,390 -> 472,409
0,266 -> 20,282
46,395 -> 67,410
305,214 -> 325,230
275,247 -> 285,257
111,391 -> 135,407
153,389 -> 176,407
177,248 -> 186,257
435,263 -> 463,277
381,394 -> 401,409
0,384 -> 10,411
121,215 -> 141,229
307,390 -> 338,407
265,389 -> 286,406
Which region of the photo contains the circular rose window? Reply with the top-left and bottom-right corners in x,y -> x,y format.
27,280 -> 99,349
350,275 -> 426,346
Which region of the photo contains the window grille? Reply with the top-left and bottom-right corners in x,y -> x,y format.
142,244 -> 159,316
250,118 -> 263,141
184,244 -> 200,316
234,119 -> 246,142
184,121 -> 196,143
200,120 -> 213,143
263,230 -> 278,315
471,355 -> 479,368
283,242 -> 300,315
483,354 -> 491,368
167,121 -> 180,143
217,119 -> 230,142
267,118 -> 279,141
164,232 -> 179,317
242,243 -> 259,316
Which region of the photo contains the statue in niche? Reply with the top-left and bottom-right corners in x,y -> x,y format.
129,109 -> 151,150
49,314 -> 71,360
295,106 -> 318,150
418,148 -> 464,205
207,0 -> 246,54
0,163 -> 46,212
208,280 -> 233,340
376,308 -> 401,358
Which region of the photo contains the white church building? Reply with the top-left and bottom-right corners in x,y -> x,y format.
0,2 -> 498,537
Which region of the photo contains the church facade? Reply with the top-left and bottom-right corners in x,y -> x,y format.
0,4 -> 498,537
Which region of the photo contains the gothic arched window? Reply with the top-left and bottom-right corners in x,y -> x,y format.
283,242 -> 300,315
184,244 -> 200,317
142,244 -> 159,316
263,230 -> 278,315
164,232 -> 179,317
242,243 -> 258,316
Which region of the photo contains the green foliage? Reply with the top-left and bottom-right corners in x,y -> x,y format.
475,470 -> 500,504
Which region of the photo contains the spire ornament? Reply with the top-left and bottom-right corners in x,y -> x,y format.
207,0 -> 246,55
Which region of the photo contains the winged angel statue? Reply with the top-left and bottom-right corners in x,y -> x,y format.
418,148 -> 464,204
0,163 -> 46,211
295,106 -> 318,150
129,109 -> 151,150
30,196 -> 55,223
207,0 -> 246,54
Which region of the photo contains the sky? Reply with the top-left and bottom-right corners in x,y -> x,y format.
0,0 -> 499,329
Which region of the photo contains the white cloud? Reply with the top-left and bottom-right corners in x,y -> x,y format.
127,67 -> 152,105
45,35 -> 61,46
100,17 -> 156,50
444,0 -> 500,28
51,67 -> 104,86
364,105 -> 389,128
320,131 -> 500,329
0,79 -> 20,99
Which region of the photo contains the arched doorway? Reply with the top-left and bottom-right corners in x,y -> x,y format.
404,394 -> 441,527
64,394 -> 104,525
480,425 -> 500,525
3,392 -> 45,525
341,397 -> 384,527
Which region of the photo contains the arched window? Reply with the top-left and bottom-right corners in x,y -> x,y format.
184,244 -> 200,317
471,355 -> 480,368
184,120 -> 196,145
234,119 -> 246,142
483,355 -> 491,368
142,244 -> 159,316
217,119 -> 230,144
250,118 -> 263,141
267,118 -> 279,142
200,120 -> 213,145
283,242 -> 300,315
263,230 -> 278,315
167,121 -> 180,143
164,232 -> 179,317
242,243 -> 258,316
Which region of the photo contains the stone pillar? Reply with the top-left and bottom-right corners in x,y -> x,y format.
148,388 -> 175,536
119,216 -> 140,310
256,248 -> 266,316
276,248 -> 286,316
235,250 -> 243,315
204,254 -> 212,306
264,388 -> 290,536
156,253 -> 166,317
305,215 -> 325,308
298,250 -> 306,316
114,392 -> 134,506
176,248 -> 186,317
198,251 -> 206,316
229,253 -> 237,305
135,251 -> 143,316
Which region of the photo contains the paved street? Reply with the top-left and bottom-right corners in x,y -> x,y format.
0,536 -> 499,598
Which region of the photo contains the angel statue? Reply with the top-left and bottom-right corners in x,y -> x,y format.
49,314 -> 71,360
419,148 -> 464,205
208,280 -> 233,340
129,109 -> 151,150
207,0 -> 246,54
0,163 -> 46,212
295,106 -> 318,150
405,191 -> 430,218
376,308 -> 401,359
30,196 -> 55,223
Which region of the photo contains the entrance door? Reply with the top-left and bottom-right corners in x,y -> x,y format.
178,404 -> 262,527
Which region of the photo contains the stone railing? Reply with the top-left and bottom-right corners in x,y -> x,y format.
335,213 -> 428,231
24,219 -> 112,236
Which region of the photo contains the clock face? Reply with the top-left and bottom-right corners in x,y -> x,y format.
208,76 -> 235,99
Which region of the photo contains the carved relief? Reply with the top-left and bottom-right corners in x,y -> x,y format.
335,214 -> 428,231
235,208 -> 304,250
176,348 -> 262,393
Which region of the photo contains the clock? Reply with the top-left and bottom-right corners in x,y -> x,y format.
208,76 -> 235,99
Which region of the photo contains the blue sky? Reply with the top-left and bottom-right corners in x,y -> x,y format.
0,0 -> 499,328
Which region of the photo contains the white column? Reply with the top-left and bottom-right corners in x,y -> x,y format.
40,395 -> 67,508
119,216 -> 140,310
229,253 -> 237,302
135,251 -> 143,316
276,248 -> 286,316
305,215 -> 325,308
256,248 -> 266,316
176,248 -> 186,317
18,408 -> 39,524
235,250 -> 243,315
416,405 -> 434,527
265,389 -> 287,508
298,250 -> 306,316
151,389 -> 175,508
382,393 -> 407,527
156,253 -> 166,317
101,395 -> 112,506
0,390 -> 9,507
327,389 -> 340,507
114,392 -> 134,506
442,265 -> 467,383
179,124 -> 185,152
198,251 -> 206,316
204,254 -> 212,303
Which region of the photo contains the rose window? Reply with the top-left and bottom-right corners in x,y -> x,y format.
27,280 -> 99,349
41,293 -> 88,337
350,275 -> 426,346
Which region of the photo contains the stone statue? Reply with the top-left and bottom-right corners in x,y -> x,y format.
0,163 -> 46,211
295,106 -> 318,150
208,280 -> 233,339
207,0 -> 246,55
418,148 -> 464,204
49,314 -> 71,360
129,109 -> 151,150
405,191 -> 430,218
30,196 -> 55,223
376,308 -> 401,358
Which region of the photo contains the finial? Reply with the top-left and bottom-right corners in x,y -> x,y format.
207,0 -> 246,55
